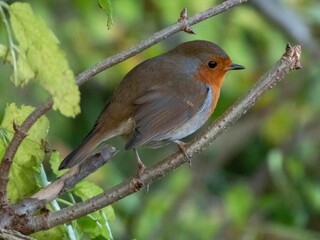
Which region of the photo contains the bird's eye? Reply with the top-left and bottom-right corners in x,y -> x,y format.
208,61 -> 217,68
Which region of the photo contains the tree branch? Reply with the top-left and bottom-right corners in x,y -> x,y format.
13,145 -> 118,215
0,228 -> 35,240
76,0 -> 248,86
0,0 -> 247,208
0,100 -> 53,207
25,43 -> 302,233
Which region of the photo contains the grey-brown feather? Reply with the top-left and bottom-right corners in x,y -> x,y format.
59,40 -> 226,169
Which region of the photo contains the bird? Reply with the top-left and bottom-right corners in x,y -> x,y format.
59,40 -> 244,171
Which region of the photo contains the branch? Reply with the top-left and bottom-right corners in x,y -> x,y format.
0,100 -> 53,207
0,0 -> 247,207
13,145 -> 118,215
26,44 -> 302,233
76,0 -> 248,86
0,228 -> 35,240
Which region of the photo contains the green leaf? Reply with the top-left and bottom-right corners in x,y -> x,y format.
99,0 -> 113,29
0,103 -> 49,203
224,184 -> 253,226
31,226 -> 65,240
267,149 -> 285,185
304,181 -> 320,211
74,181 -> 103,198
14,51 -> 35,86
49,150 -> 66,177
262,103 -> 296,145
9,2 -> 80,117
76,216 -> 102,238
0,43 -> 7,58
74,181 -> 115,239
0,43 -> 34,85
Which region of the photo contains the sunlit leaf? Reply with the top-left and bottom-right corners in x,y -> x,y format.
14,51 -> 35,86
49,150 -> 66,177
0,103 -> 49,203
0,41 -> 34,84
9,3 -> 80,117
74,181 -> 115,239
31,226 -> 65,240
74,181 -> 103,198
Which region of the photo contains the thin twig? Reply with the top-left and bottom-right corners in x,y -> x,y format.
0,0 -> 247,207
0,3 -> 18,84
26,44 -> 302,233
76,0 -> 248,86
178,8 -> 195,34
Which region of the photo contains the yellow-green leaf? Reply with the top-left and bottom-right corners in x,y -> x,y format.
1,43 -> 34,84
31,226 -> 65,240
9,3 -> 80,117
74,181 -> 103,199
0,103 -> 49,203
99,0 -> 113,29
74,181 -> 115,239
14,51 -> 35,86
49,150 -> 66,177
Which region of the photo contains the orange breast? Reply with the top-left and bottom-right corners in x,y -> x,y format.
194,68 -> 228,113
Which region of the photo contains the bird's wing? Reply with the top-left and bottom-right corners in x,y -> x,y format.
125,80 -> 211,149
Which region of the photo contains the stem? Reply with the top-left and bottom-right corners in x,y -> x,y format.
0,2 -> 18,84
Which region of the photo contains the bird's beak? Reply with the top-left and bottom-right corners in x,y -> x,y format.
227,63 -> 245,71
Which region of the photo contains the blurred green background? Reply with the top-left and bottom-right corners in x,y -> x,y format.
1,0 -> 320,239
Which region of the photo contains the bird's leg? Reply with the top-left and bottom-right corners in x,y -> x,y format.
174,140 -> 191,166
131,148 -> 149,191
134,148 -> 146,176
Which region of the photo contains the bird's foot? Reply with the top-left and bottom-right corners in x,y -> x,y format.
134,148 -> 147,176
174,140 -> 191,166
131,148 -> 149,191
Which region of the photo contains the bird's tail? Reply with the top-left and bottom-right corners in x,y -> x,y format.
58,130 -> 104,170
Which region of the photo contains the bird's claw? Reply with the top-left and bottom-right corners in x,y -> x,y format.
131,148 -> 150,191
174,140 -> 192,166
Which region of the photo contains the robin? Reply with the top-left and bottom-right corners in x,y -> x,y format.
59,40 -> 244,171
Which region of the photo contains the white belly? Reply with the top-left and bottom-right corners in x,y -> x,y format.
158,86 -> 213,141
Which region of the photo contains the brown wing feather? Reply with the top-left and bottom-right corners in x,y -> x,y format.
125,79 -> 209,149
